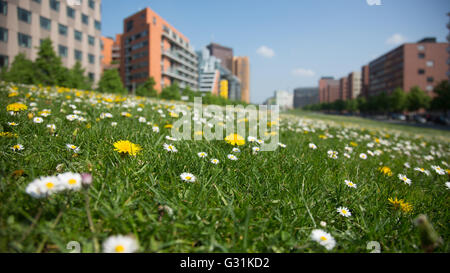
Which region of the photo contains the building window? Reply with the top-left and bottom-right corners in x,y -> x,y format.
58,45 -> 67,57
74,30 -> 82,41
32,0 -> 41,3
100,40 -> 104,50
88,35 -> 95,46
0,27 -> 7,42
418,69 -> 425,75
82,13 -> 88,25
67,7 -> 75,18
426,85 -> 433,92
418,53 -> 425,59
95,20 -> 101,31
417,45 -> 425,51
40,16 -> 51,30
88,54 -> 95,64
427,77 -> 434,83
0,1 -> 7,16
126,20 -> 133,32
18,33 -> 32,48
426,60 -> 434,67
17,7 -> 32,24
89,0 -> 95,9
0,54 -> 8,67
50,0 -> 60,12
58,24 -> 67,36
74,50 -> 82,61
153,17 -> 156,25
88,73 -> 94,81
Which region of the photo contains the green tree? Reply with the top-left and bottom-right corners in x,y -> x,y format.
375,92 -> 390,114
407,86 -> 431,112
135,77 -> 157,97
66,62 -> 92,90
430,80 -> 450,112
2,53 -> 36,84
34,38 -> 67,86
389,88 -> 407,113
160,82 -> 181,100
345,99 -> 358,113
97,69 -> 126,94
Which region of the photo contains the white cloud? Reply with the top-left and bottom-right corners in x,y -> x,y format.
256,46 -> 275,58
291,68 -> 316,77
386,33 -> 407,46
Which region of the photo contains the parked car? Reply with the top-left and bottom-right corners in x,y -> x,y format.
391,113 -> 406,121
433,115 -> 450,126
413,115 -> 427,124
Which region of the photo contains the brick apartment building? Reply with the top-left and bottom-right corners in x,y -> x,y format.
319,77 -> 339,103
368,38 -> 447,96
120,7 -> 198,92
0,0 -> 102,84
101,33 -> 121,71
339,77 -> 348,100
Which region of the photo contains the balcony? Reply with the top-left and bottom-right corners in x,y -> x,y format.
162,68 -> 198,86
162,49 -> 198,71
162,31 -> 196,55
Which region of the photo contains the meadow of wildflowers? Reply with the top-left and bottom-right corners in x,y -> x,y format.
0,82 -> 449,253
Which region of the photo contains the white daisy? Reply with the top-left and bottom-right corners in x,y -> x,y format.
66,114 -> 79,121
445,182 -> 450,190
8,122 -> 18,126
111,122 -> 118,126
344,180 -> 357,188
66,144 -> 80,153
311,229 -> 336,250
337,207 -> 351,217
278,143 -> 286,148
210,158 -> 220,164
163,143 -> 178,153
227,154 -> 238,161
33,117 -> 43,123
309,143 -> 317,150
152,126 -> 160,133
11,144 -> 24,151
397,174 -> 411,185
103,235 -> 139,253
57,172 -> 82,191
359,153 -> 367,160
180,172 -> 196,182
25,176 -> 63,198
431,165 -> 446,175
232,147 -> 241,153
197,152 -> 208,158
247,136 -> 257,143
138,117 -> 146,123
414,167 -> 430,176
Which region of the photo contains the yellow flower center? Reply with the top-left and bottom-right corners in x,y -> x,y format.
71,145 -> 76,149
186,176 -> 191,180
115,245 -> 125,253
349,183 -> 353,186
320,236 -> 327,241
46,182 -> 54,189
68,179 -> 77,185
342,210 -> 347,214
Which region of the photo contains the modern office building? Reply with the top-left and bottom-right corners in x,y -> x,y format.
293,87 -> 319,108
347,71 -> 362,99
0,0 -> 102,84
207,43 -> 233,72
196,47 -> 220,95
101,33 -> 121,71
121,7 -> 198,92
368,37 -> 447,96
232,56 -> 250,103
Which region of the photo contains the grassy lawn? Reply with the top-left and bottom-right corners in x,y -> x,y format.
1,83 -> 449,253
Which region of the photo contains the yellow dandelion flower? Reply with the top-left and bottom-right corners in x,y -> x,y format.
6,102 -> 28,112
113,140 -> 142,156
400,202 -> 413,213
8,92 -> 19,97
164,124 -> 173,129
225,133 -> 245,146
350,141 -> 358,147
379,166 -> 393,176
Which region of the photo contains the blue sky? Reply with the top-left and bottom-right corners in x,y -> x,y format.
102,0 -> 449,103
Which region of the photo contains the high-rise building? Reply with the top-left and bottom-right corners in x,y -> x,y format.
207,43 -> 233,71
121,7 -> 198,92
361,65 -> 370,97
0,0 -> 103,83
319,77 -> 339,103
196,47 -> 220,95
293,87 -> 319,108
232,56 -> 250,103
101,33 -> 121,71
347,71 -> 362,99
339,77 -> 348,100
368,37 -> 447,96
